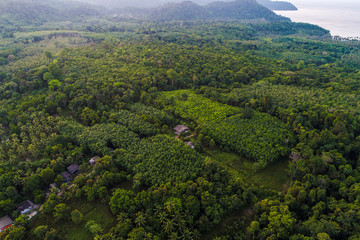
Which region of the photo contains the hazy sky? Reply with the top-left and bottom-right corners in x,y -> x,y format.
75,0 -> 360,8
75,0 -> 360,9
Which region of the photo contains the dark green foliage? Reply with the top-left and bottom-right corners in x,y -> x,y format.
53,203 -> 71,222
77,123 -> 140,155
215,217 -> 247,240
61,121 -> 140,155
257,0 -> 297,11
34,225 -> 49,239
71,209 -> 83,224
118,135 -> 204,185
112,110 -> 159,137
0,0 -> 105,27
159,90 -> 294,168
203,112 -> 293,169
1,11 -> 360,240
128,103 -> 175,126
150,0 -> 288,22
109,189 -> 135,214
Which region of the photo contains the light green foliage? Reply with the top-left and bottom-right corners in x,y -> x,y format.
119,135 -> 204,185
109,189 -> 135,214
203,111 -> 293,169
255,199 -> 296,240
85,220 -> 103,236
1,13 -> 360,240
160,90 -> 240,125
227,81 -> 360,118
317,233 -> 331,240
112,110 -> 159,137
48,61 -> 62,79
71,209 -> 83,224
3,226 -> 26,240
34,225 -> 49,239
53,203 -> 70,222
77,123 -> 140,154
128,103 -> 175,126
48,80 -> 62,91
159,90 -> 293,168
39,168 -> 55,185
43,72 -> 54,82
0,113 -> 60,163
44,228 -> 58,240
60,121 -> 140,155
248,221 -> 260,239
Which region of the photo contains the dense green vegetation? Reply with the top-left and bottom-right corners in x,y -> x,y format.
157,90 -> 294,169
120,134 -> 205,185
1,1 -> 360,239
150,0 -> 288,22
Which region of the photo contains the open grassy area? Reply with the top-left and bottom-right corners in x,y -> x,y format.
67,201 -> 115,240
207,149 -> 290,192
159,90 -> 294,169
29,200 -> 116,240
203,148 -> 290,238
252,158 -> 291,193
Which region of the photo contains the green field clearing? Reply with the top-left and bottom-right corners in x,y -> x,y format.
207,149 -> 290,192
29,200 -> 115,240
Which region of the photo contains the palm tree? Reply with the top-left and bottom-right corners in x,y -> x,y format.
135,212 -> 146,227
144,232 -> 153,240
117,212 -> 128,223
157,211 -> 169,225
165,200 -> 176,215
169,232 -> 179,240
179,229 -> 193,240
163,218 -> 175,234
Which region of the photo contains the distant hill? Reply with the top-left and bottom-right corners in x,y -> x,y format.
149,1 -> 209,21
148,0 -> 289,22
0,0 -> 105,26
76,0 -> 170,8
0,0 -> 289,27
257,0 -> 297,11
77,0 -> 296,9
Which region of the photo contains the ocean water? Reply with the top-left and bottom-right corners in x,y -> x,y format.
274,1 -> 360,38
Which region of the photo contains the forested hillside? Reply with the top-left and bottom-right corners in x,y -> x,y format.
257,0 -> 297,11
1,1 -> 360,239
0,0 -> 288,28
150,0 -> 288,22
0,0 -> 104,26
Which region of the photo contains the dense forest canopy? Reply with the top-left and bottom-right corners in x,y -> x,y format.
0,0 -> 360,239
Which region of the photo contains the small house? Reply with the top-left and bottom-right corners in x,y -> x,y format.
60,172 -> 71,182
89,156 -> 100,166
185,141 -> 195,148
49,183 -> 56,189
27,211 -> 38,220
67,164 -> 79,175
174,125 -> 190,135
0,216 -> 12,232
17,200 -> 35,215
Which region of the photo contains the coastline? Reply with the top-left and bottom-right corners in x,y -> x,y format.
275,7 -> 360,38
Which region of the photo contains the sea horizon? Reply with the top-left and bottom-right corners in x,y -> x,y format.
275,1 -> 360,38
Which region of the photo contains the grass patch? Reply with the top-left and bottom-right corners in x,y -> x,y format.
206,149 -> 290,192
159,90 -> 294,169
252,159 -> 290,192
67,201 -> 115,240
29,200 -> 116,240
